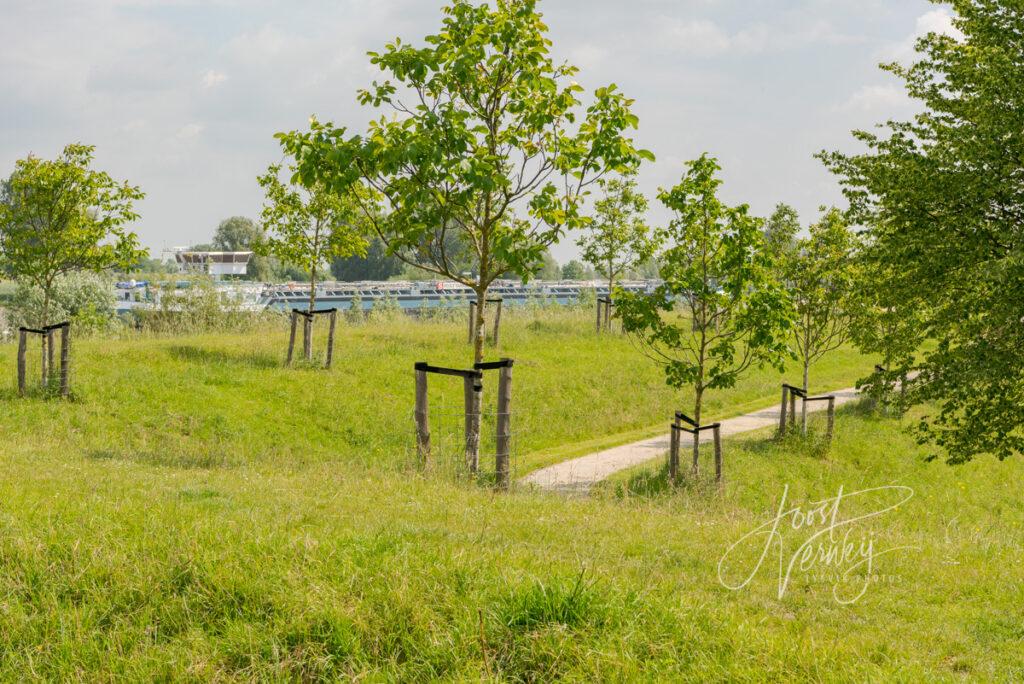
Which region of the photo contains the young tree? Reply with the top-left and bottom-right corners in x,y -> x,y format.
257,163 -> 368,361
0,144 -> 146,327
763,203 -> 800,260
276,0 -> 652,367
618,155 -> 792,481
577,175 -> 657,329
820,0 -> 1024,463
560,259 -> 591,281
783,207 -> 859,430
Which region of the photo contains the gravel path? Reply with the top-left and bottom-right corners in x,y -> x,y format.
520,387 -> 862,494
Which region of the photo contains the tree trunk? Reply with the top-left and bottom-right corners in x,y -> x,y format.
467,286 -> 487,473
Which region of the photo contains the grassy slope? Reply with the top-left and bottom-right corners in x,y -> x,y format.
0,308 -> 867,474
1,311 -> 1020,680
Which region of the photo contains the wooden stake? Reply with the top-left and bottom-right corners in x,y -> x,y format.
789,391 -> 797,428
463,376 -> 481,474
17,329 -> 26,397
800,388 -> 808,436
596,299 -> 602,333
713,424 -> 723,484
826,396 -> 836,443
46,329 -> 55,388
495,360 -> 513,490
491,300 -> 502,346
326,310 -> 337,369
59,325 -> 70,398
40,331 -> 48,389
415,367 -> 431,468
286,310 -> 298,365
779,385 -> 789,436
669,415 -> 680,484
303,314 -> 313,362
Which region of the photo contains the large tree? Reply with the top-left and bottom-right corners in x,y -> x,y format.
0,144 -> 146,328
820,0 -> 1024,463
276,0 -> 652,366
576,175 -> 657,319
331,237 -> 404,282
213,216 -> 261,252
618,155 -> 792,481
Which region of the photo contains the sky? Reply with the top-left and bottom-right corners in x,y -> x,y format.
0,0 -> 956,263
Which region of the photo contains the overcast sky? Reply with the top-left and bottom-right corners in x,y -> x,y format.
1,0 -> 954,262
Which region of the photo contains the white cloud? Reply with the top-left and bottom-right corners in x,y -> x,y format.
201,69 -> 227,89
884,8 -> 965,62
835,84 -> 910,112
662,16 -> 861,57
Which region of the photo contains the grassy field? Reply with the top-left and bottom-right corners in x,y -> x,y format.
0,309 -> 1020,680
0,307 -> 868,474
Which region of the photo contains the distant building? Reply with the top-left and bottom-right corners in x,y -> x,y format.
174,251 -> 253,277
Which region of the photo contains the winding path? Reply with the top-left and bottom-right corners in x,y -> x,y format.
521,386 -> 862,493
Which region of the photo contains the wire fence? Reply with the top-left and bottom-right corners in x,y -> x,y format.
403,400 -> 522,485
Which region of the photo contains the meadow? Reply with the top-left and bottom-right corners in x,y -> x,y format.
0,308 -> 1020,680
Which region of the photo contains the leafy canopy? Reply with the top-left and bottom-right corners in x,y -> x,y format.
256,164 -> 368,290
820,0 -> 1024,462
618,155 -> 792,408
783,207 -> 859,389
0,144 -> 146,324
576,175 -> 657,288
275,0 -> 653,295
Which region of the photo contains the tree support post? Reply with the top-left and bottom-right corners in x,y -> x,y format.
491,299 -> 503,347
826,396 -> 836,443
669,414 -> 680,484
286,310 -> 298,365
415,367 -> 431,469
789,390 -> 797,429
326,310 -> 337,369
779,385 -> 789,436
713,423 -> 723,484
17,329 -> 27,397
493,360 -> 513,490
596,298 -> 603,333
59,324 -> 70,398
46,328 -> 56,387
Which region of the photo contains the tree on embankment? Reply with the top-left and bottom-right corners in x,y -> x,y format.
618,155 -> 792,482
820,0 -> 1024,462
274,0 -> 653,366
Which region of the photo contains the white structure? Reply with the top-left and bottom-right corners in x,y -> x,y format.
174,251 -> 253,277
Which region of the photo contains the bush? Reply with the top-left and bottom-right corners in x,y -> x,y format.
133,278 -> 275,335
5,273 -> 119,335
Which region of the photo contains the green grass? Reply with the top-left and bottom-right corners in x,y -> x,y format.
0,309 -> 1019,680
0,307 -> 868,475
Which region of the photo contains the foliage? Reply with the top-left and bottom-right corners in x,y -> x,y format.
782,207 -> 859,392
332,237 -> 404,282
576,175 -> 657,291
212,216 -> 261,252
535,249 -> 561,281
618,155 -> 793,430
7,272 -> 119,335
819,0 -> 1024,462
763,203 -> 800,261
274,0 -> 652,362
134,279 -> 270,335
560,260 -> 592,280
256,164 -> 368,312
0,144 -> 146,326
